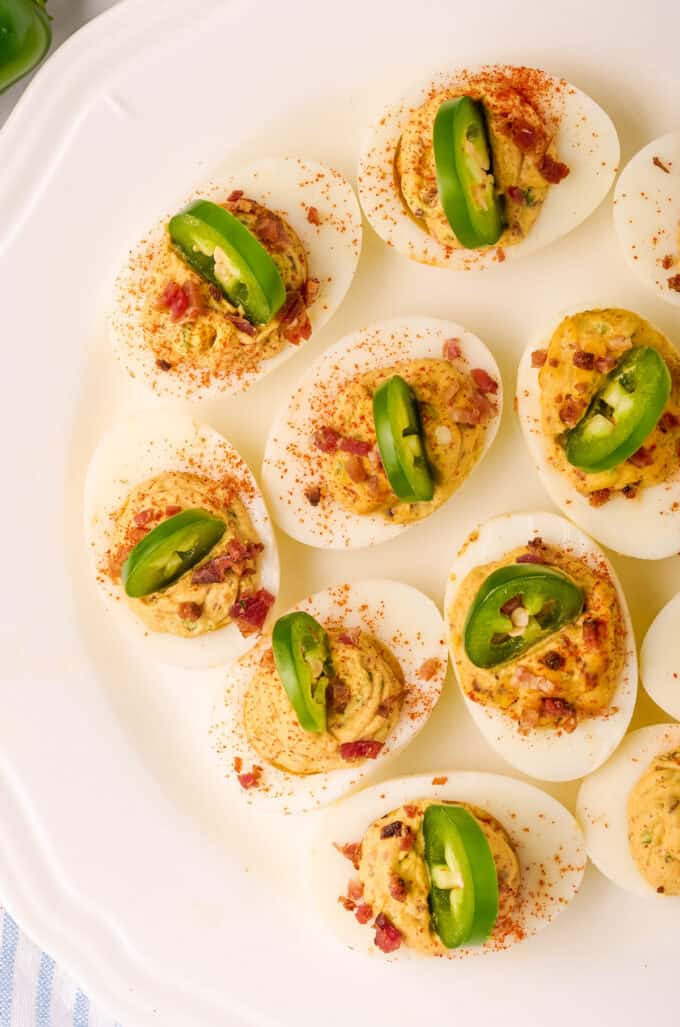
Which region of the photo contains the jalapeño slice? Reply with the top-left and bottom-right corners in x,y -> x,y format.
272,611 -> 332,733
122,509 -> 226,598
433,97 -> 504,249
167,200 -> 286,324
463,563 -> 584,669
424,804 -> 499,949
565,345 -> 671,473
373,375 -> 434,502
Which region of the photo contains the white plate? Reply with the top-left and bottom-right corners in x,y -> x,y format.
2,0 -> 680,1026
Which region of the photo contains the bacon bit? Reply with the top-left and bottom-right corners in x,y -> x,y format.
443,337 -> 461,360
334,841 -> 362,869
338,629 -> 360,646
306,205 -> 321,225
156,358 -> 172,371
302,277 -> 320,306
583,618 -> 607,649
365,475 -> 383,499
653,155 -> 671,174
559,397 -> 580,426
165,505 -> 182,516
178,601 -> 202,622
628,445 -> 655,468
192,540 -> 263,584
507,184 -> 525,204
622,483 -> 638,500
389,875 -> 408,902
227,189 -> 244,202
471,368 -> 498,394
373,913 -> 403,953
661,255 -> 674,270
508,119 -> 540,153
539,153 -> 570,184
279,290 -> 312,344
226,313 -> 257,337
182,279 -> 204,317
541,697 -> 576,731
432,776 -> 448,786
418,658 -> 441,681
348,877 -> 364,901
313,426 -> 340,452
519,706 -> 540,731
160,281 -> 189,320
573,350 -> 595,370
660,412 -> 679,432
133,508 -> 158,528
531,349 -> 548,368
338,895 -> 356,912
344,454 -> 367,483
516,552 -> 545,564
513,666 -> 554,694
594,354 -> 617,373
253,211 -> 289,251
233,756 -> 243,773
328,680 -> 351,715
238,765 -> 263,790
304,485 -> 321,506
340,740 -> 383,761
339,436 -> 373,456
589,488 -> 611,507
541,650 -> 565,671
380,820 -> 404,839
229,589 -> 275,635
404,804 -> 420,818
668,275 -> 680,293
400,826 -> 414,851
499,594 -> 523,616
355,903 -> 373,924
451,390 -> 495,426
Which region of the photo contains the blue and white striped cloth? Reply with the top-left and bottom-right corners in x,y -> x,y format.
0,910 -> 117,1027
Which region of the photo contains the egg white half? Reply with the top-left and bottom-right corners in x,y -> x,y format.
309,770 -> 585,960
357,65 -> 619,269
641,593 -> 680,720
516,304 -> 680,559
576,723 -> 680,898
613,133 -> 680,307
261,316 -> 502,549
210,580 -> 447,813
83,410 -> 279,668
111,157 -> 362,400
444,511 -> 637,782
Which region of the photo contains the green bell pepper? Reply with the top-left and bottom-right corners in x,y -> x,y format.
167,200 -> 286,325
122,509 -> 226,598
373,375 -> 434,502
423,804 -> 499,948
565,345 -> 671,472
0,0 -> 51,92
463,563 -> 584,669
272,611 -> 332,733
433,96 -> 504,249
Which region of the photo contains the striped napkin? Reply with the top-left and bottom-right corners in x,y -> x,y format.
0,910 -> 117,1027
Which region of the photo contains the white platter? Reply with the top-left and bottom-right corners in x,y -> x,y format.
2,0 -> 680,1025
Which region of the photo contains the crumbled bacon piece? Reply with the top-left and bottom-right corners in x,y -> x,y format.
400,826 -> 414,851
328,680 -> 351,715
380,820 -> 403,839
450,390 -> 496,425
192,540 -> 263,584
302,277 -> 320,305
229,589 -> 275,635
418,658 -> 441,681
279,290 -> 312,344
622,483 -> 638,500
660,412 -> 679,432
541,697 -> 576,731
531,349 -> 548,367
347,877 -> 364,901
334,841 -> 362,869
165,505 -> 181,516
304,485 -> 322,506
594,354 -> 617,373
355,903 -> 373,924
344,455 -> 367,483
133,508 -> 158,528
541,650 -> 565,671
516,552 -> 545,564
160,280 -> 189,320
507,185 -> 525,204
238,765 -> 263,790
508,119 -> 540,152
589,488 -> 611,507
583,618 -> 607,649
403,804 -> 420,818
338,895 -> 356,912
339,436 -> 373,456
628,446 -> 655,468
470,368 -> 498,394
233,756 -> 243,773
539,153 -> 570,183
227,189 -> 244,202
389,875 -> 408,902
519,706 -> 540,731
313,426 -> 340,452
338,629 -> 360,646
573,350 -> 595,370
178,601 -> 202,622
339,740 -> 383,761
443,338 -> 461,360
661,255 -> 674,270
306,205 -> 321,225
668,275 -> 680,293
253,211 -> 289,251
373,913 -> 403,953
559,397 -> 581,426
182,279 -> 204,317
156,358 -> 172,371
226,314 -> 257,336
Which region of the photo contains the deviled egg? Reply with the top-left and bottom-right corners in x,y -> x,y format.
641,593 -> 680,720
613,133 -> 680,306
84,410 -> 279,668
262,317 -> 501,549
444,512 -> 636,781
309,771 -> 585,958
111,158 -> 362,399
517,306 -> 680,559
358,63 -> 619,269
577,723 -> 680,898
211,580 -> 447,812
